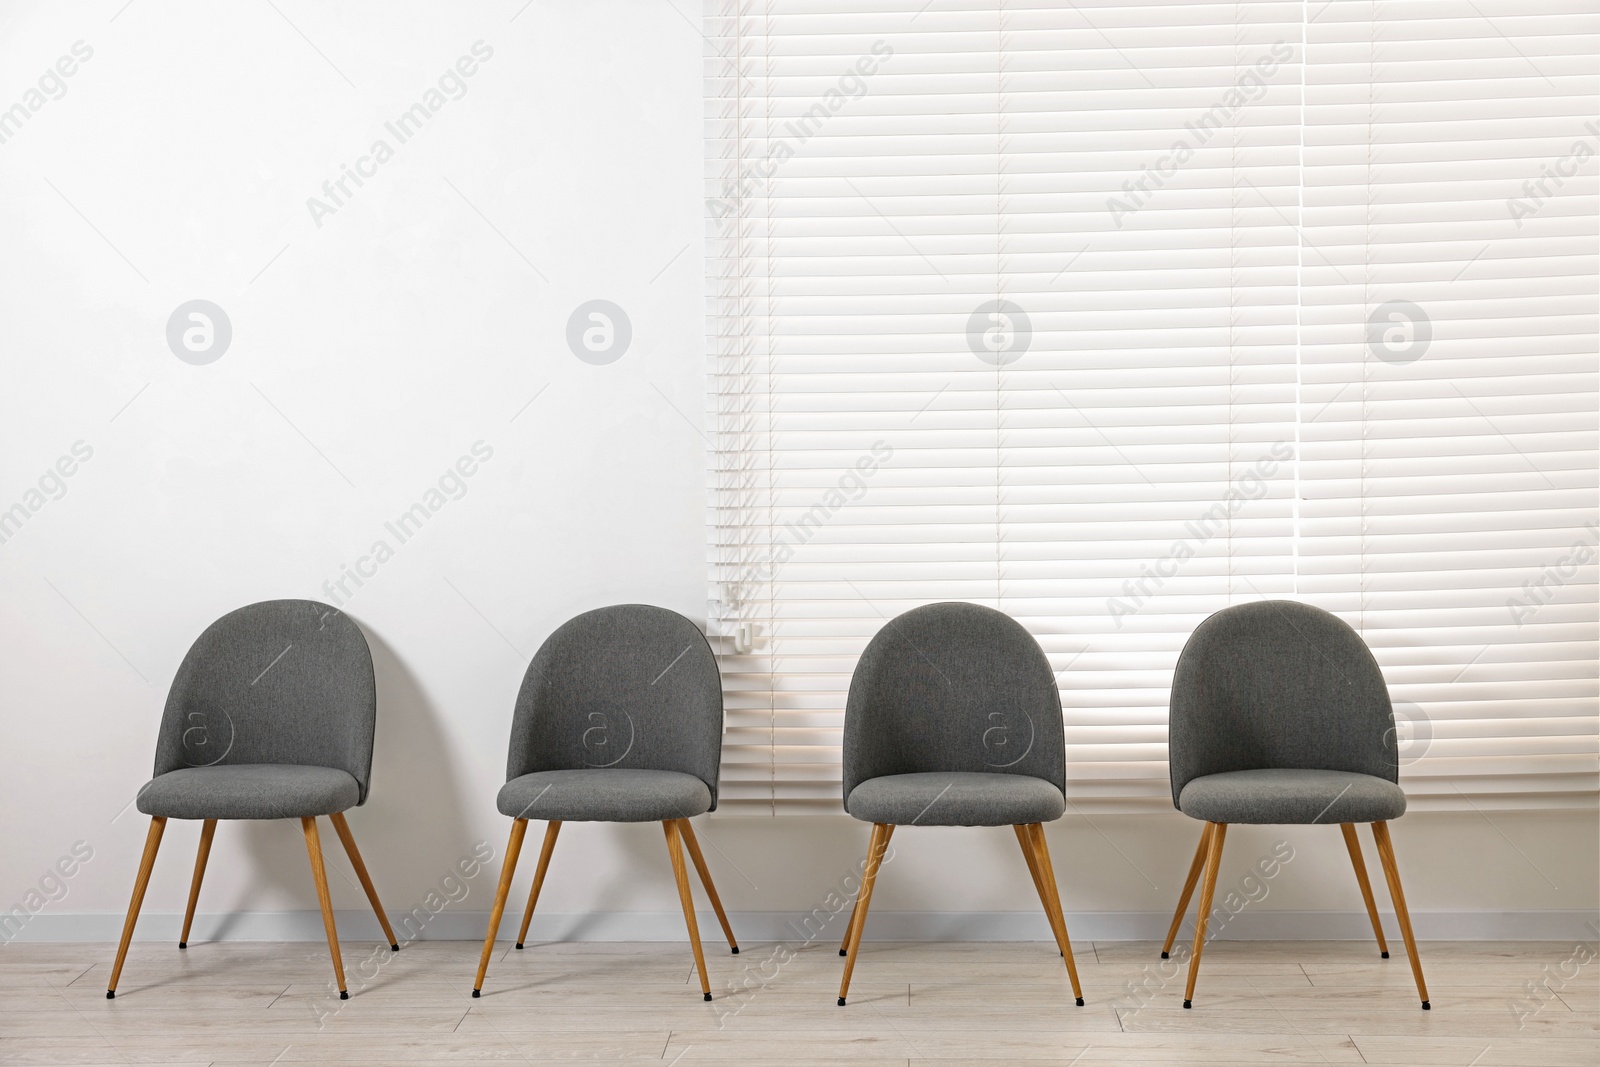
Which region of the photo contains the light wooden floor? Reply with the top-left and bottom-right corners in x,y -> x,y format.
2,939 -> 1595,1066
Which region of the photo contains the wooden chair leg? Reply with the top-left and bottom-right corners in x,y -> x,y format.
1161,823 -> 1213,958
514,820 -> 561,949
663,819 -> 713,1000
1371,821 -> 1431,1009
1182,821 -> 1227,1008
328,812 -> 399,951
301,816 -> 348,999
179,819 -> 216,949
1013,824 -> 1051,921
107,816 -> 166,998
841,823 -> 894,955
677,819 -> 739,953
1026,823 -> 1086,1005
1341,822 -> 1389,958
1013,822 -> 1059,964
837,822 -> 891,1006
473,819 -> 528,997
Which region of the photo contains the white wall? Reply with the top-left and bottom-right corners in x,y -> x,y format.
1,0 -> 1593,948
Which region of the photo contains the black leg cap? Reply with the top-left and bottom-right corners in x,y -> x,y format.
1182,999 -> 1192,1009
839,949 -> 847,957
390,944 -> 399,952
105,991 -> 114,1000
1160,951 -> 1169,959
1381,951 -> 1389,958
837,997 -> 846,1006
703,992 -> 712,1002
1421,1000 -> 1431,1010
515,943 -> 523,950
1075,997 -> 1085,1006
471,988 -> 481,998
731,946 -> 739,954
178,942 -> 187,949
339,990 -> 349,1000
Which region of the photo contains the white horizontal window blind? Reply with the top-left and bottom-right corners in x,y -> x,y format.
706,0 -> 1599,814
1298,2 -> 1599,807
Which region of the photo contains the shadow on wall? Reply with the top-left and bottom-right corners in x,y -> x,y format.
221,619 -> 474,943
551,822 -> 686,941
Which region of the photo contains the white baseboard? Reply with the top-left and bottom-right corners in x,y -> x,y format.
5,908 -> 1596,945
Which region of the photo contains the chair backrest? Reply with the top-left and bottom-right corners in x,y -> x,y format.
506,604 -> 724,808
152,600 -> 378,802
842,602 -> 1066,800
1168,600 -> 1397,806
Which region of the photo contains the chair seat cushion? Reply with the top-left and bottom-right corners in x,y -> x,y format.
497,769 -> 712,823
845,771 -> 1065,827
1177,769 -> 1406,825
136,764 -> 360,820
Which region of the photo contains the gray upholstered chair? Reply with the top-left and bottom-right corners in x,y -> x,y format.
834,601 -> 1085,1007
472,604 -> 737,1000
1162,600 -> 1430,1009
108,600 -> 397,1000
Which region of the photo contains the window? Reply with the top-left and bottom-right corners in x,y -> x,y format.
706,0 -> 1598,813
